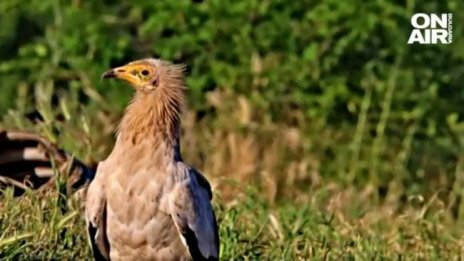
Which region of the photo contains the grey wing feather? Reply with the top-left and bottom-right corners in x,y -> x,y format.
85,165 -> 110,260
87,208 -> 110,261
169,163 -> 219,261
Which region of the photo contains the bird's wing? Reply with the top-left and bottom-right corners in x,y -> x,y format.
169,163 -> 219,261
85,164 -> 110,261
0,130 -> 95,196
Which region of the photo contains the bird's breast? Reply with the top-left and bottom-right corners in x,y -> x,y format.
104,164 -> 184,260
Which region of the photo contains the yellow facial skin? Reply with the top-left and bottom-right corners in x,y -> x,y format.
102,62 -> 156,89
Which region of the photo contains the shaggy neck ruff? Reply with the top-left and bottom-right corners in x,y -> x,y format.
116,64 -> 186,159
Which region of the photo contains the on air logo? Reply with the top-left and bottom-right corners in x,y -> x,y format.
408,13 -> 453,44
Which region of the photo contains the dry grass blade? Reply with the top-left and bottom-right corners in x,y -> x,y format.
0,233 -> 35,248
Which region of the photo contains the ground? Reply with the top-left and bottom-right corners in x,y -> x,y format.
1,183 -> 462,260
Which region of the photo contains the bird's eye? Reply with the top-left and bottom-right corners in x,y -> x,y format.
141,70 -> 150,76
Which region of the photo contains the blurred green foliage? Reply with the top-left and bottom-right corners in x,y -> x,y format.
0,0 -> 464,199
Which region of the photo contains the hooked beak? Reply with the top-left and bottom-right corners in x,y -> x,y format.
101,66 -> 127,80
101,70 -> 117,79
101,65 -> 138,86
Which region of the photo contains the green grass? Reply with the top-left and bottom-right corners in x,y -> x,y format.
1,184 -> 463,260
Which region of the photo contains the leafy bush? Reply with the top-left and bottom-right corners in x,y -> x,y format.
0,0 -> 463,201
